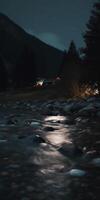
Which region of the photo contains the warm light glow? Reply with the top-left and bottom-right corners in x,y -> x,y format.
56,77 -> 61,80
94,88 -> 99,95
36,80 -> 44,86
83,85 -> 99,96
76,83 -> 100,97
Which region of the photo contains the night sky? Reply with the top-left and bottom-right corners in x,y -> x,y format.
0,0 -> 96,50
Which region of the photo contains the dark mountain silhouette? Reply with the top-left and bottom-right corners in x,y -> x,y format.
0,13 -> 63,80
13,45 -> 36,88
0,54 -> 8,91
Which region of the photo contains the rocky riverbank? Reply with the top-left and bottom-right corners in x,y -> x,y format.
0,96 -> 100,200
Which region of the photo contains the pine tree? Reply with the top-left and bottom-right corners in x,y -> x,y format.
60,40 -> 81,81
83,1 -> 100,82
67,40 -> 79,59
59,41 -> 81,96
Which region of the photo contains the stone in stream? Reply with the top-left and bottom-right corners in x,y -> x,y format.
62,103 -> 74,113
77,104 -> 96,117
30,121 -> 40,128
58,142 -> 83,158
18,135 -> 27,139
91,158 -> 100,167
7,118 -> 18,125
1,171 -> 9,176
67,169 -> 86,177
33,135 -> 46,144
0,139 -> 7,143
82,150 -> 98,162
8,164 -> 20,169
43,126 -> 55,131
26,185 -> 34,192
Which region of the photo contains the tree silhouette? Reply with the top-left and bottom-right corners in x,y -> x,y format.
83,1 -> 100,82
59,41 -> 81,96
60,41 -> 81,82
67,40 -> 79,59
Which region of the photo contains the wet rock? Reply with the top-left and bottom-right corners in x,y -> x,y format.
67,169 -> 86,176
62,103 -> 74,113
7,118 -> 18,125
62,101 -> 86,114
1,171 -> 9,176
26,185 -> 34,192
0,124 -> 6,127
30,121 -> 40,128
65,118 -> 75,125
21,198 -> 29,200
18,135 -> 26,139
77,104 -> 96,117
33,135 -> 46,144
43,126 -> 55,132
8,164 -> 20,169
42,104 -> 54,115
43,110 -> 55,116
86,96 -> 98,103
26,103 -> 31,107
96,111 -> 100,117
0,139 -> 7,143
91,158 -> 100,167
82,150 -> 98,161
11,182 -> 18,189
58,143 -> 83,158
41,102 -> 60,116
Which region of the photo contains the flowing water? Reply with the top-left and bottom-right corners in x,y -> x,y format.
0,100 -> 99,200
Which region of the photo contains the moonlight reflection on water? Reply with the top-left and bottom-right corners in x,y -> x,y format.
44,115 -> 66,123
0,100 -> 99,200
43,115 -> 72,146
